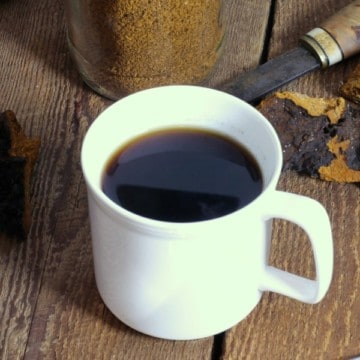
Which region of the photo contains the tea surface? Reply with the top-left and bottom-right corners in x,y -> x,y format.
102,128 -> 263,222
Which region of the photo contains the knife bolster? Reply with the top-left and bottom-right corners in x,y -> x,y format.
300,28 -> 343,68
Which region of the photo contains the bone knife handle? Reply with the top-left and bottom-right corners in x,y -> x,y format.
300,0 -> 360,67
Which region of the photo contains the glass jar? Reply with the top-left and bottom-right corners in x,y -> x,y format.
64,0 -> 224,100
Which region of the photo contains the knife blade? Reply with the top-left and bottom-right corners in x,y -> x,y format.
220,0 -> 360,103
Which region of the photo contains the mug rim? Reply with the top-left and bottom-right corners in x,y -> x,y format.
81,85 -> 283,231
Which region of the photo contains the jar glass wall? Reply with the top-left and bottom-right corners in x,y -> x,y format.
64,1 -> 224,100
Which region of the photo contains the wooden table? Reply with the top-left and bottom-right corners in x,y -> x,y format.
0,0 -> 359,359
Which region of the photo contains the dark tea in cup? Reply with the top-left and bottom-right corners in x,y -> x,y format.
102,128 -> 263,222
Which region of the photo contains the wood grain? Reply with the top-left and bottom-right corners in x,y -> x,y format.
221,1 -> 360,359
0,0 -> 359,359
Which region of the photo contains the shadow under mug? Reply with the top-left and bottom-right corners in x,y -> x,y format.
81,85 -> 333,340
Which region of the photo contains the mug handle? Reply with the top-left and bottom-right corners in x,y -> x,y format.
259,191 -> 333,304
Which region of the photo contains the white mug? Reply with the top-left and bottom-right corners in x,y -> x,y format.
81,85 -> 333,340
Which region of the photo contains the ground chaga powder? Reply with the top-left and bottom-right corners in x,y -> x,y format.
66,0 -> 224,99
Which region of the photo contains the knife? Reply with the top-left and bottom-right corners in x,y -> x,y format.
220,0 -> 360,103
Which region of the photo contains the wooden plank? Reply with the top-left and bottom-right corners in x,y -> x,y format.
209,0 -> 273,87
0,1 -> 80,359
0,0 -> 115,359
221,0 -> 360,359
0,0 -> 272,359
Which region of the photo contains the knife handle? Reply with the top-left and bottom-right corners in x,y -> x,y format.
300,0 -> 360,67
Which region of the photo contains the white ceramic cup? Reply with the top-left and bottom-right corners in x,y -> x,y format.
81,85 -> 333,340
